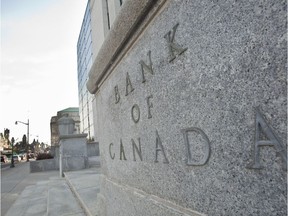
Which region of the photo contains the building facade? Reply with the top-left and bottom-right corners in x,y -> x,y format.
77,0 -> 124,142
86,0 -> 287,215
77,3 -> 94,141
0,129 -> 10,151
50,107 -> 80,146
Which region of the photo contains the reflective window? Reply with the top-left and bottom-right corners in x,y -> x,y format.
77,2 -> 94,141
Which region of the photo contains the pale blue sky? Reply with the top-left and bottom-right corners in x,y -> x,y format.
1,0 -> 87,144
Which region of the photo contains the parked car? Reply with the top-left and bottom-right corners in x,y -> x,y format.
12,155 -> 21,162
1,155 -> 9,163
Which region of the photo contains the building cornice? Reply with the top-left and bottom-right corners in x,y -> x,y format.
86,0 -> 168,94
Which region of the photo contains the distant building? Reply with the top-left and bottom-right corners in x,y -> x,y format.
0,129 -> 11,151
77,0 -> 123,142
0,136 -> 9,151
50,107 -> 80,146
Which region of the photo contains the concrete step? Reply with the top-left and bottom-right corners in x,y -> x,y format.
88,156 -> 101,168
64,167 -> 101,216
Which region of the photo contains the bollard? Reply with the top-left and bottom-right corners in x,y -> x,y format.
59,147 -> 63,178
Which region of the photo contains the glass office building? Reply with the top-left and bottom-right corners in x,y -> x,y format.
77,0 -> 124,141
77,3 -> 94,141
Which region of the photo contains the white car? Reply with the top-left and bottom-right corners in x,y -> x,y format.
13,155 -> 21,162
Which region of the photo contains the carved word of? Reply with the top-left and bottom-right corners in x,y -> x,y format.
129,95 -> 154,123
113,23 -> 187,125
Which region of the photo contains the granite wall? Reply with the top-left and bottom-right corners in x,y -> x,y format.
87,0 -> 287,215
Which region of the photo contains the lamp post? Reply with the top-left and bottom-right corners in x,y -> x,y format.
10,137 -> 15,168
15,119 -> 29,162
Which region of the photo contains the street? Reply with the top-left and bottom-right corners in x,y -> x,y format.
1,158 -> 59,216
1,161 -> 59,216
1,160 -> 58,215
1,161 -> 31,215
1,162 -> 11,170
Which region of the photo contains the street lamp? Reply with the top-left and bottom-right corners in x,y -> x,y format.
15,119 -> 29,162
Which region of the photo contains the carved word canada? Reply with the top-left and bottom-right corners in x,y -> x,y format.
109,23 -> 287,171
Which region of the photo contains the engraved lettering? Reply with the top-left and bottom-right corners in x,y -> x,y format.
155,130 -> 169,163
120,139 -> 127,160
114,85 -> 120,104
109,143 -> 115,159
247,109 -> 287,170
146,95 -> 153,119
131,104 -> 140,123
125,72 -> 134,96
181,127 -> 211,166
132,138 -> 143,161
164,23 -> 188,62
139,50 -> 153,83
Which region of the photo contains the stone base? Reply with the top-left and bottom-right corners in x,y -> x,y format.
30,159 -> 57,173
97,175 -> 204,216
59,134 -> 89,171
62,156 -> 88,171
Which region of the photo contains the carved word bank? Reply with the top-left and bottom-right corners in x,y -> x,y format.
108,23 -> 287,171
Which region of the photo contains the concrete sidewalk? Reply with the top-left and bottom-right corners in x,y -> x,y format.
64,168 -> 101,216
3,167 -> 101,216
1,162 -> 58,215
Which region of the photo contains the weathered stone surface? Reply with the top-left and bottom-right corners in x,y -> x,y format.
58,116 -> 75,135
87,142 -> 100,156
89,0 -> 287,215
59,134 -> 88,171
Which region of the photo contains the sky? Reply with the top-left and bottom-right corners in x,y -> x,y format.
1,0 -> 88,145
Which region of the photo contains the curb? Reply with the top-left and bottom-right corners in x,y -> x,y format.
1,166 -> 11,171
64,172 -> 92,216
